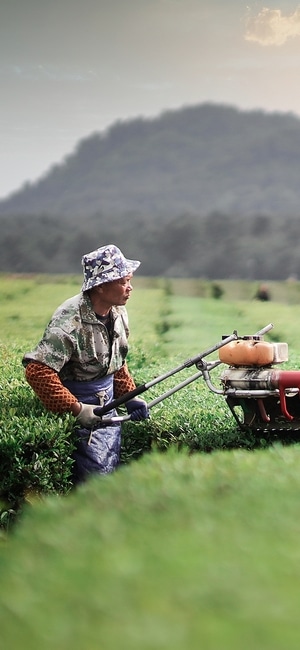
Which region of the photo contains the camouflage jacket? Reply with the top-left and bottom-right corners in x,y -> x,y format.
22,292 -> 130,382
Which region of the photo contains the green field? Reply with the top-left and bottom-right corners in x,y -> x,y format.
2,272 -> 300,352
2,274 -> 300,649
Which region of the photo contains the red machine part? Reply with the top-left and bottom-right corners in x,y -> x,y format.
221,368 -> 300,422
272,371 -> 300,421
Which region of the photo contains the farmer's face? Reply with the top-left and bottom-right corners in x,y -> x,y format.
97,274 -> 133,307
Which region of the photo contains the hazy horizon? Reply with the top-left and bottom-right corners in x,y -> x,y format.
1,0 -> 300,199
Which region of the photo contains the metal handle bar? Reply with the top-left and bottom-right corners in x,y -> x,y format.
94,323 -> 274,421
255,323 -> 273,336
100,359 -> 222,424
94,332 -> 239,418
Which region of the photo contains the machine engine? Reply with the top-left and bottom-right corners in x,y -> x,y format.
218,337 -> 300,432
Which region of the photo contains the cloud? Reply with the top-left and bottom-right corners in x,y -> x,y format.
0,63 -> 98,82
245,7 -> 300,46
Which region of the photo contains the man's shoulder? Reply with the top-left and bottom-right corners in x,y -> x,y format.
50,293 -> 83,329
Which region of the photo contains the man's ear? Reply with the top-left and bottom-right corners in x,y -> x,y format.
91,285 -> 104,298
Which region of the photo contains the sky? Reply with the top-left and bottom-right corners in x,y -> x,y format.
1,0 -> 300,199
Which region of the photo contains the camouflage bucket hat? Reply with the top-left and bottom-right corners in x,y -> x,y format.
81,244 -> 140,291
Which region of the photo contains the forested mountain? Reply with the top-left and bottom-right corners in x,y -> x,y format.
1,103 -> 300,280
1,103 -> 300,218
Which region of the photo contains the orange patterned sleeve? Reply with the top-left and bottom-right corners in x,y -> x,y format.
25,362 -> 78,414
113,363 -> 136,399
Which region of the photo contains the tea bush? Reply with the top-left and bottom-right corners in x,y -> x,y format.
0,340 -> 241,529
2,338 -> 300,530
3,447 -> 300,649
2,275 -> 300,530
0,344 -> 75,527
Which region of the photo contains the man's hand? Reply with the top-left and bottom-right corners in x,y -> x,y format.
126,398 -> 150,421
76,403 -> 103,428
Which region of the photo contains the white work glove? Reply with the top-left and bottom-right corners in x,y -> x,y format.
76,403 -> 103,428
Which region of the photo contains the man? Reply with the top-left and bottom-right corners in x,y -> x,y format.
22,244 -> 149,483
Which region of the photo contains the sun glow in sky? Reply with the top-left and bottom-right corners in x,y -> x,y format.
245,6 -> 300,45
1,0 -> 300,198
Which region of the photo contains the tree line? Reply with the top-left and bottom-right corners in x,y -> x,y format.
1,210 -> 299,281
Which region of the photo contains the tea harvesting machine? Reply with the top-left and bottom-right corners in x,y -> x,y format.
95,323 -> 300,434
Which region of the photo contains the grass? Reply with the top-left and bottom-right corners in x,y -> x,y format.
0,274 -> 81,343
2,274 -> 300,648
129,286 -> 300,365
2,447 -> 300,649
2,273 -> 300,351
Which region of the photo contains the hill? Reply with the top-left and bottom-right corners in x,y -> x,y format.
1,102 -> 300,218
